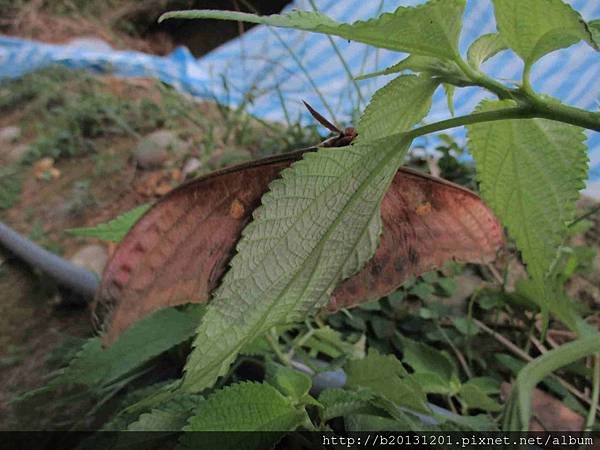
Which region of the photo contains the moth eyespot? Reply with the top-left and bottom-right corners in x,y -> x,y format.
229,199 -> 246,219
416,201 -> 432,216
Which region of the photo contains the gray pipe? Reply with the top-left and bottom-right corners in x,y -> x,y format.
0,221 -> 99,299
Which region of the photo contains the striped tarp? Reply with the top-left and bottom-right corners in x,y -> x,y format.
1,0 -> 599,197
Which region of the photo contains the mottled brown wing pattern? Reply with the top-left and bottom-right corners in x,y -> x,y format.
96,151 -> 305,345
329,168 -> 503,310
97,152 -> 503,345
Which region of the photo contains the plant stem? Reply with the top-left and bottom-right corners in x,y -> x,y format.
267,328 -> 291,366
405,106 -> 535,140
452,53 -> 600,131
585,354 -> 600,432
569,204 -> 600,228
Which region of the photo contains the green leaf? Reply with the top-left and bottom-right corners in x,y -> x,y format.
459,381 -> 502,412
318,388 -> 375,422
66,203 -> 150,242
355,55 -> 466,83
493,0 -> 593,66
58,305 -> 205,387
467,33 -> 507,69
161,0 -> 466,59
345,350 -> 430,414
587,19 -> 600,50
303,326 -> 363,359
127,395 -> 204,431
467,99 -> 588,282
357,74 -> 438,141
400,336 -> 459,392
443,83 -> 455,116
182,135 -> 410,392
180,382 -> 307,449
452,316 -> 479,336
265,361 -> 312,402
503,333 -> 600,431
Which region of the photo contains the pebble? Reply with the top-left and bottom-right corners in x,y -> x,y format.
0,126 -> 20,143
69,244 -> 108,276
133,130 -> 188,169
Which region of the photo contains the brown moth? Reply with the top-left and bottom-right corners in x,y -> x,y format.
96,108 -> 503,345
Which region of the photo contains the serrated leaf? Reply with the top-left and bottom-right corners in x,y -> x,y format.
58,306 -> 205,387
467,33 -> 507,69
161,0 -> 466,59
459,381 -> 502,412
182,135 -> 409,392
400,336 -> 459,393
466,99 -> 588,282
406,372 -> 455,395
318,388 -> 375,422
345,350 -> 430,414
357,74 -> 438,141
180,382 -> 306,449
127,395 -> 204,431
66,204 -> 150,242
355,55 -> 465,82
493,0 -> 592,66
265,361 -> 312,402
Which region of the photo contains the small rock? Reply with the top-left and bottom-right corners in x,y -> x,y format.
70,244 -> 108,276
0,126 -> 20,143
133,130 -> 188,169
182,157 -> 202,178
33,157 -> 60,180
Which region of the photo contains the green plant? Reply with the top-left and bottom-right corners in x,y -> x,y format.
155,0 -> 600,429
21,0 -> 600,439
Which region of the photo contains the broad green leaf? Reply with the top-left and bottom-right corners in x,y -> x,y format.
406,372 -> 455,395
58,305 -> 205,387
355,55 -> 465,82
503,333 -> 600,431
467,99 -> 588,282
467,33 -> 507,69
493,0 -> 592,66
265,361 -> 312,402
452,316 -> 479,336
160,0 -> 466,59
357,74 -> 438,141
318,388 -> 375,422
127,395 -> 204,431
345,350 -> 430,414
182,135 -> 409,392
400,336 -> 459,392
458,381 -> 502,412
66,203 -> 150,242
180,382 -> 307,449
465,376 -> 501,394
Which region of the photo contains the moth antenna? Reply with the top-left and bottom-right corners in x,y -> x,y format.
302,100 -> 341,134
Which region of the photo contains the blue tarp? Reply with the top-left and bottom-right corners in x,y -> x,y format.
1,0 -> 599,197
